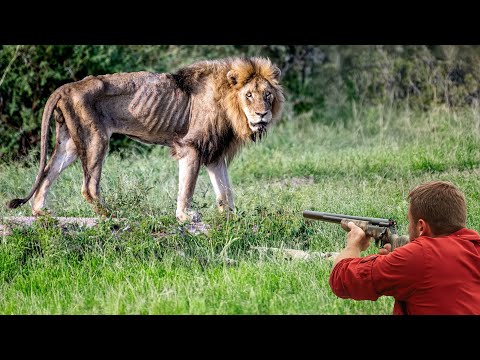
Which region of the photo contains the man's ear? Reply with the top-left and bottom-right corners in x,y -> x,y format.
417,219 -> 433,237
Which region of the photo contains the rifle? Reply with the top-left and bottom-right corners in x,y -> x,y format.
303,210 -> 410,250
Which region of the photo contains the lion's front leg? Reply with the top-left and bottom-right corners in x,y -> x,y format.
176,148 -> 202,222
206,157 -> 235,214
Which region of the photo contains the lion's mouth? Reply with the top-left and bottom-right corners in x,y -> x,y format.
249,121 -> 268,142
249,121 -> 268,133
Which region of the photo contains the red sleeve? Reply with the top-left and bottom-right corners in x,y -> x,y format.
329,254 -> 382,300
329,241 -> 425,301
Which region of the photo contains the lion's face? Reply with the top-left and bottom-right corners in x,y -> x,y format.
225,58 -> 284,142
238,78 -> 276,134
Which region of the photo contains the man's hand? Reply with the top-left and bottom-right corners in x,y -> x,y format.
346,221 -> 371,251
378,243 -> 392,255
332,221 -> 373,267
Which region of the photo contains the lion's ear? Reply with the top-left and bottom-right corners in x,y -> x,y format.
227,70 -> 238,86
272,66 -> 281,80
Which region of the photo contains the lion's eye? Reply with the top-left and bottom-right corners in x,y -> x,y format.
246,92 -> 252,98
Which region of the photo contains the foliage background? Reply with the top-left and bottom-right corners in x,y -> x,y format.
2,45 -> 480,160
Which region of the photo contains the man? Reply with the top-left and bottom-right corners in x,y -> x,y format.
329,180 -> 480,315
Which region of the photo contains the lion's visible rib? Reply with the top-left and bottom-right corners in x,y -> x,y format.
148,94 -> 171,133
129,85 -> 145,112
130,86 -> 154,118
164,97 -> 181,132
146,93 -> 166,132
160,96 -> 175,130
143,88 -> 157,116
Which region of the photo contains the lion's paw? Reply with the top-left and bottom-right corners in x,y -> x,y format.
32,208 -> 53,217
176,209 -> 202,223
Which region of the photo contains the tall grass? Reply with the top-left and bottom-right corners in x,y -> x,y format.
0,104 -> 479,314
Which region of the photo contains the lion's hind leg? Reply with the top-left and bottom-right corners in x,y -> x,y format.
31,121 -> 78,216
60,93 -> 113,218
79,133 -> 112,218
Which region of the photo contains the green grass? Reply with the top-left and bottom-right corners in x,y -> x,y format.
1,105 -> 479,314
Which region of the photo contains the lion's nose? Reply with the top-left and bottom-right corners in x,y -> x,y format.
256,111 -> 268,118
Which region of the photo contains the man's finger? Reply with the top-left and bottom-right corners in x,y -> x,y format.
347,221 -> 357,230
378,243 -> 392,255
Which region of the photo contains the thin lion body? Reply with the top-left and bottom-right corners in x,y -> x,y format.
7,57 -> 285,222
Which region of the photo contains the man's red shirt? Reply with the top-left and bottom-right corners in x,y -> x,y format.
329,228 -> 480,314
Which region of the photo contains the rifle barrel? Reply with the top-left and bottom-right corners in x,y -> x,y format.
303,210 -> 394,227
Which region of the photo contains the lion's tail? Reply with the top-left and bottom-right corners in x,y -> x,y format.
7,90 -> 62,210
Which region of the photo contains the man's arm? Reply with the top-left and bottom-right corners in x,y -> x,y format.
329,221 -> 381,300
329,224 -> 424,301
332,221 -> 372,267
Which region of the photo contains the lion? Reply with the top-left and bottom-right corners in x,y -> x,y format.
7,56 -> 285,222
